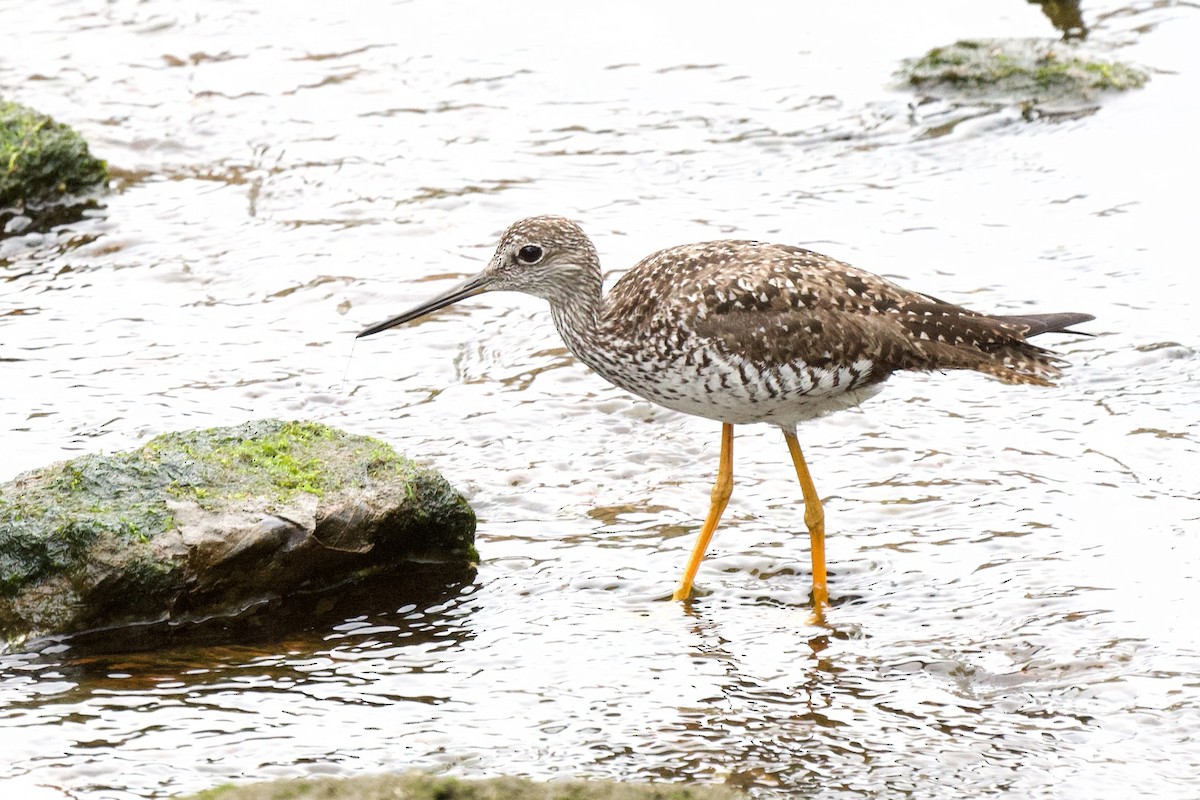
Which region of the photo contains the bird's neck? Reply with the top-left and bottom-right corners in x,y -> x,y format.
547,270 -> 606,358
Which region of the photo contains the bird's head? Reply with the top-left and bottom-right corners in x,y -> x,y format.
357,215 -> 600,338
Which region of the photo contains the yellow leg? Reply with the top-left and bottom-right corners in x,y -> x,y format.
783,431 -> 829,609
672,423 -> 734,601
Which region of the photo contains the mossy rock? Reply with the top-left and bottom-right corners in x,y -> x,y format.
179,773 -> 745,800
899,38 -> 1147,103
0,420 -> 476,650
1,99 -> 108,209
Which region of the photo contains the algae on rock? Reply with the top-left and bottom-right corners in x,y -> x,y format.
1,99 -> 108,209
900,39 -> 1147,102
0,420 -> 476,649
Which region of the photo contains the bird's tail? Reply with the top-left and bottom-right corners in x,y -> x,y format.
966,312 -> 1093,386
993,312 -> 1095,337
905,311 -> 1094,387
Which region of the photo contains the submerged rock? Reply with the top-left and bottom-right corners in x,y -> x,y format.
899,38 -> 1147,112
176,773 -> 745,800
0,99 -> 108,210
0,420 -> 476,650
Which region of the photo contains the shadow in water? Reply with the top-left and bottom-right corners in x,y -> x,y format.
26,562 -> 477,660
0,198 -> 107,269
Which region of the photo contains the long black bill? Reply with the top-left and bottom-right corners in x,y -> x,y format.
357,271 -> 495,338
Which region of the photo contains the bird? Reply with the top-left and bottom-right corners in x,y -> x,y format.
358,215 -> 1092,609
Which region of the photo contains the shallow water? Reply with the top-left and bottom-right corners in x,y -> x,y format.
2,1 -> 1199,798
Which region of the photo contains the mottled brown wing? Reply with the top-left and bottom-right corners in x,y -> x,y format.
608,241 -> 1063,386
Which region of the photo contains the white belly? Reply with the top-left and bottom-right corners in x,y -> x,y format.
574,344 -> 885,427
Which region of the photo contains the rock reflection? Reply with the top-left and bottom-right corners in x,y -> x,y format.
23,564 -> 477,660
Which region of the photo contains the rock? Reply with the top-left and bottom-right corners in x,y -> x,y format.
898,38 -> 1148,114
0,99 -> 108,210
0,420 -> 476,651
175,773 -> 745,800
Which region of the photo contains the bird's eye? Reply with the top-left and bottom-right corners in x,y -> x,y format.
517,244 -> 544,264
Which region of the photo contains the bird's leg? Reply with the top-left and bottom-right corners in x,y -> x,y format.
672,423 -> 734,601
783,431 -> 829,609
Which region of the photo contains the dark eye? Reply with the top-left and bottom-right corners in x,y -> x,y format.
517,244 -> 543,264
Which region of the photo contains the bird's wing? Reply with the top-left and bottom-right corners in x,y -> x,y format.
607,241 -> 1053,383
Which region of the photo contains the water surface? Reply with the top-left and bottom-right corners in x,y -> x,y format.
2,1 -> 1198,798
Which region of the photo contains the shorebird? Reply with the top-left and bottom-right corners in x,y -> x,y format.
359,216 -> 1091,608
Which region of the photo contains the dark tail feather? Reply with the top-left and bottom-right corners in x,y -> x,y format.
995,312 -> 1095,337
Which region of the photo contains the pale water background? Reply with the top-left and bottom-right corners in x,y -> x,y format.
1,1 -> 1198,798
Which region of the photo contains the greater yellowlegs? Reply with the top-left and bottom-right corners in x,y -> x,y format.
359,216 -> 1092,608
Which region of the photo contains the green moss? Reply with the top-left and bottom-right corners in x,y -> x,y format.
1,99 -> 108,208
150,419 -> 414,506
921,46 -> 968,68
901,39 -> 1147,99
0,453 -> 181,597
222,430 -> 326,496
1079,60 -> 1147,90
0,420 -> 424,599
2,420 -> 477,644
187,785 -> 239,800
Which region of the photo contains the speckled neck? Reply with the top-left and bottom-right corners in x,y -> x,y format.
547,263 -> 607,361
